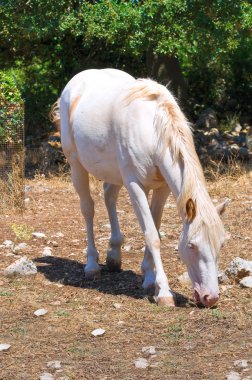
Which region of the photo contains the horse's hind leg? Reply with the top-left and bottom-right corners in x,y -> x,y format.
70,159 -> 100,280
103,183 -> 124,271
142,184 -> 170,293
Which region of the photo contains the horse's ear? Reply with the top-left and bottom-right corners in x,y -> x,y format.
216,199 -> 230,216
186,198 -> 196,223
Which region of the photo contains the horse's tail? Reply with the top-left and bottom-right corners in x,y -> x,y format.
49,98 -> 61,131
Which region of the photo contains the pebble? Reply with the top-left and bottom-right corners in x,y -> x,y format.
47,360 -> 61,370
42,247 -> 53,256
91,328 -> 105,337
226,372 -> 241,380
13,243 -> 29,253
39,373 -> 54,380
34,308 -> 48,316
3,240 -> 14,249
113,303 -> 123,309
234,359 -> 248,369
51,232 -> 64,238
134,357 -> 149,369
32,232 -> 46,239
0,343 -> 11,351
123,245 -> 131,252
239,276 -> 252,288
142,346 -> 156,356
4,256 -> 37,276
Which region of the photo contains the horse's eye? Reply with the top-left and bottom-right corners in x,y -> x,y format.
188,242 -> 198,251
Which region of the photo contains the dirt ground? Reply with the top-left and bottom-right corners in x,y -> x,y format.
0,170 -> 252,380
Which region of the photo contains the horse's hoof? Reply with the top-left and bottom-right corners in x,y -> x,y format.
85,270 -> 101,281
106,257 -> 122,272
144,285 -> 155,296
157,296 -> 176,307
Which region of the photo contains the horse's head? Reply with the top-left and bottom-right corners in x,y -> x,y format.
178,198 -> 228,308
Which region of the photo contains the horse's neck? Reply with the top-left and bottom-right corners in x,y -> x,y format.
158,149 -> 184,202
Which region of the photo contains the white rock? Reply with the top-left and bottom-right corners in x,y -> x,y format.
39,373 -> 54,380
113,303 -> 123,309
240,276 -> 252,288
3,240 -> 14,249
102,224 -> 111,230
91,328 -> 105,337
226,372 -> 241,380
42,247 -> 53,256
134,357 -> 149,369
0,343 -> 11,351
178,271 -> 191,286
34,308 -> 48,316
4,256 -> 37,276
142,346 -> 156,356
234,359 -> 248,369
32,232 -> 46,239
13,243 -> 29,253
47,360 -> 61,370
51,232 -> 64,238
226,257 -> 252,280
218,271 -> 229,284
123,245 -> 131,252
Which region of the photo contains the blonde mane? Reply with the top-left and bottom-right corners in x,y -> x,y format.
125,78 -> 225,257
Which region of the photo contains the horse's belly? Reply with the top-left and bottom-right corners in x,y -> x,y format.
76,141 -> 123,185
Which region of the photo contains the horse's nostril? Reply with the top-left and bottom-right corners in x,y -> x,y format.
202,293 -> 219,307
203,294 -> 210,304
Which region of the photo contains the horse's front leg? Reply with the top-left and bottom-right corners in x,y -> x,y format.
142,184 -> 170,294
125,179 -> 175,306
70,159 -> 100,280
103,183 -> 124,271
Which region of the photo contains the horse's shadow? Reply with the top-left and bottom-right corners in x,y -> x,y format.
34,256 -> 190,306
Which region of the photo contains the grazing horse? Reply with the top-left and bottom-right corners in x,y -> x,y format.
55,68 -> 228,307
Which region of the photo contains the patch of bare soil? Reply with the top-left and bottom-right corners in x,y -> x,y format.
0,171 -> 251,380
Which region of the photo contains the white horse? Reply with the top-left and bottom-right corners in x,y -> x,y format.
57,68 -> 228,308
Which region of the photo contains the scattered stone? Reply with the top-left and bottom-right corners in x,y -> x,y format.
123,245 -> 131,252
113,303 -> 123,309
0,343 -> 11,351
34,308 -> 48,317
234,359 -> 248,369
225,257 -> 252,281
239,276 -> 252,288
102,224 -> 111,230
47,361 -> 61,370
4,256 -> 37,276
226,371 -> 241,380
32,232 -> 46,239
134,357 -> 149,369
13,242 -> 29,253
42,247 -> 53,256
39,373 -> 54,380
51,232 -> 64,238
178,271 -> 191,286
2,240 -> 14,249
91,328 -> 105,337
218,271 -> 230,284
142,346 -> 156,357
196,108 -> 218,130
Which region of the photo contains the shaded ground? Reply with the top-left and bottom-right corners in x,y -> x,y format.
0,171 -> 252,380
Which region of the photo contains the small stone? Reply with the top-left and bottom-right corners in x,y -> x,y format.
91,328 -> 105,337
134,357 -> 149,369
240,276 -> 252,288
32,232 -> 46,239
178,271 -> 191,286
13,243 -> 29,253
234,359 -> 248,369
4,256 -> 37,276
47,360 -> 61,370
102,224 -> 111,230
113,303 -> 123,309
52,232 -> 64,238
123,245 -> 131,252
0,343 -> 11,351
218,271 -> 229,284
42,247 -> 53,256
142,346 -> 156,356
226,371 -> 241,380
34,308 -> 48,316
3,240 -> 14,249
39,373 -> 54,380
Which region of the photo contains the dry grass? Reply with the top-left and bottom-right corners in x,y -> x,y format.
0,170 -> 252,380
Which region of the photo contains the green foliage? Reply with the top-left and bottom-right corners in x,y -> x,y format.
0,71 -> 23,144
11,223 -> 34,241
0,0 -> 251,138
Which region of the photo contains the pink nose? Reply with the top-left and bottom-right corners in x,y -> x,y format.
202,293 -> 220,308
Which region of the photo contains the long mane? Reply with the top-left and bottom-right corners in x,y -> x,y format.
124,78 -> 225,257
